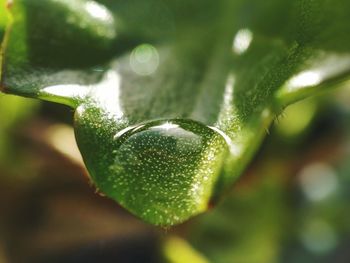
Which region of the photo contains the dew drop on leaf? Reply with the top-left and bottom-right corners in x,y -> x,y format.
74,111 -> 230,226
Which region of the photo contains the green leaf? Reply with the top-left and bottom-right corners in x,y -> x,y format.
0,0 -> 9,70
0,0 -> 6,38
1,0 -> 350,226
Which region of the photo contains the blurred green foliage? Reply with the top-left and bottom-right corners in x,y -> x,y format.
0,94 -> 38,163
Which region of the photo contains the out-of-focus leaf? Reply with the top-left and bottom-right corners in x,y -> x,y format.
0,93 -> 38,163
189,174 -> 288,263
0,0 -> 6,39
0,0 -> 9,64
163,236 -> 209,263
1,0 -> 350,226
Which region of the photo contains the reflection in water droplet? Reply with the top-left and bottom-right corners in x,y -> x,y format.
232,28 -> 253,55
130,44 -> 159,76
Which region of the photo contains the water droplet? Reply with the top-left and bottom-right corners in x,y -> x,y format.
75,116 -> 230,226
